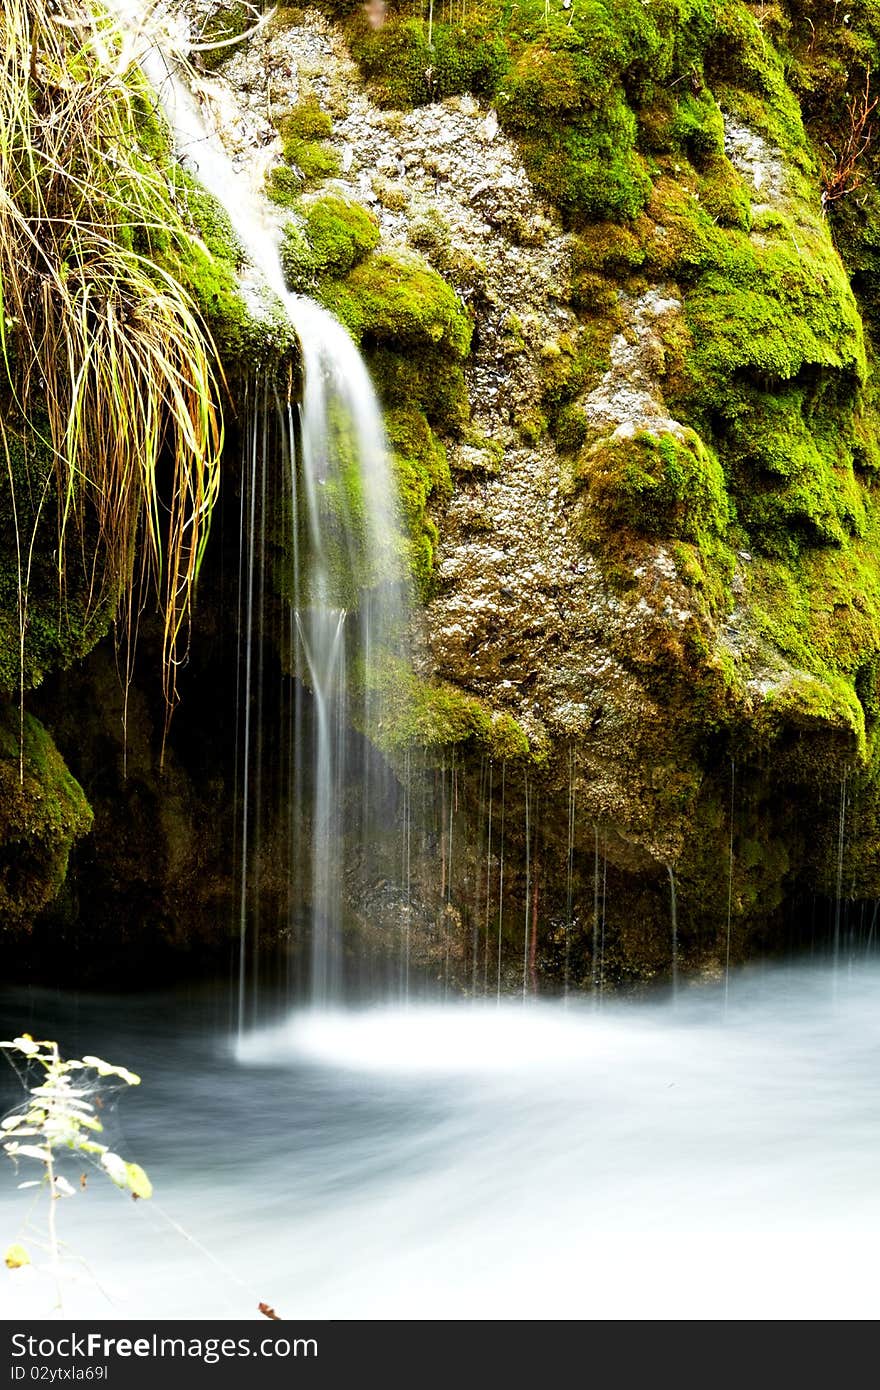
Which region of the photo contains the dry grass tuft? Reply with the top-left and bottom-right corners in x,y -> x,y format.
0,0 -> 224,748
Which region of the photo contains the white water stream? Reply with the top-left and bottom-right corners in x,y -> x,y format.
2,960 -> 880,1319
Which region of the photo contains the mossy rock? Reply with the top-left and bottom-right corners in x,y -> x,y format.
0,703 -> 92,924
571,222 -> 647,282
281,138 -> 341,186
718,380 -> 867,555
277,99 -> 334,145
499,46 -> 651,220
148,170 -> 296,369
281,196 -> 380,290
386,408 -> 453,600
684,234 -> 865,388
272,99 -> 339,188
196,3 -> 256,71
341,0 -> 731,225
362,657 -> 536,765
579,427 -> 730,545
347,14 -> 508,109
0,425 -> 119,694
706,2 -> 812,163
266,166 -> 304,209
306,197 -> 381,274
321,252 -> 473,357
755,672 -> 867,782
370,346 -> 471,436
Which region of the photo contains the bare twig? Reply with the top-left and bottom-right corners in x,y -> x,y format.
822,71 -> 879,209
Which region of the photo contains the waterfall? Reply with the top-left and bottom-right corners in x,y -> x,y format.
111,3 -> 406,1012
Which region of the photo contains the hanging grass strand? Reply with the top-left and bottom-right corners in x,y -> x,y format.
0,0 -> 224,740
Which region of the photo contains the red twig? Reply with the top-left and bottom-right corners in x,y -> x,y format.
822,71 -> 878,209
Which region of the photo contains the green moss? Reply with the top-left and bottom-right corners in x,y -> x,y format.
781,2 -> 880,335
269,4 -> 309,28
196,3 -> 255,70
716,380 -> 867,555
280,222 -> 316,293
120,84 -> 297,369
0,703 -> 92,923
499,44 -> 651,219
643,142 -> 868,577
757,671 -> 867,777
554,404 -> 590,454
363,656 -> 535,764
271,99 -> 339,188
170,170 -> 244,267
277,214 -> 473,596
281,137 -> 340,184
323,250 -> 472,590
321,252 -> 473,357
670,91 -> 726,161
280,225 -> 471,582
277,99 -> 334,144
518,410 -> 548,445
348,14 -> 509,109
146,170 -> 296,368
540,323 -> 615,447
578,427 -> 730,546
266,166 -> 304,208
705,2 -> 811,164
571,222 -> 647,282
340,0 -> 735,224
683,233 -> 864,387
387,408 -> 452,600
0,427 -> 117,694
281,196 -> 380,293
302,196 -> 381,276
370,347 -> 471,436
698,155 -> 752,230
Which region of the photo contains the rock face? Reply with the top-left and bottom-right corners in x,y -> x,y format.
175,3 -> 880,984
7,0 -> 880,989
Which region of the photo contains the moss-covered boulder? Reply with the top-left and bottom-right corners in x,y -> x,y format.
578,427 -> 730,546
321,251 -> 473,356
0,704 -> 92,923
281,195 -> 380,287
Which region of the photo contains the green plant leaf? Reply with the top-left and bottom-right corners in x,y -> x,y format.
125,1163 -> 153,1200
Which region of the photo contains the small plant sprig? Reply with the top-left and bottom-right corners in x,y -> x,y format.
821,71 -> 879,209
2,1034 -> 151,1299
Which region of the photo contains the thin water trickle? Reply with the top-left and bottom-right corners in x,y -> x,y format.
564,746 -> 575,1001
833,769 -> 848,982
522,769 -> 531,1001
724,757 -> 735,1012
483,761 -> 494,997
591,825 -> 600,996
496,762 -> 506,1002
599,832 -> 608,1003
668,863 -> 678,998
236,404 -> 260,1040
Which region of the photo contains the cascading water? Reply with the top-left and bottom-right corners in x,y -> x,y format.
286,298 -> 404,1006
111,2 -> 407,1012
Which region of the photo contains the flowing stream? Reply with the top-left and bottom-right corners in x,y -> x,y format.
2,960 -> 880,1320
